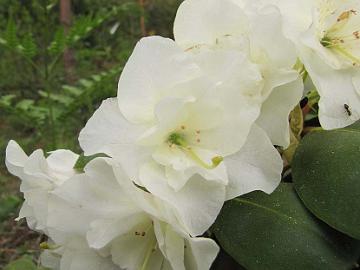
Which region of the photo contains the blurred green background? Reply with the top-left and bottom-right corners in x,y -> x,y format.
0,0 -> 182,268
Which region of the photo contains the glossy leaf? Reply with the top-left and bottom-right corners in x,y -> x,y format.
212,184 -> 360,270
292,121 -> 360,239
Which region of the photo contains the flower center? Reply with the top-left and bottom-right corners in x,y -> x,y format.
167,132 -> 187,147
320,9 -> 360,66
166,131 -> 223,169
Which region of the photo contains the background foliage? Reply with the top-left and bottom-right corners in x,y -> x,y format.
0,0 -> 181,268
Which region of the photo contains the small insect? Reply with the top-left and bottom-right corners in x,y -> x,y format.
344,104 -> 352,116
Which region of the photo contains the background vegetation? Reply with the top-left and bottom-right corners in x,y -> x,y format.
0,0 -> 182,268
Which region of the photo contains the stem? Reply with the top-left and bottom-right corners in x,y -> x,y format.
138,0 -> 147,36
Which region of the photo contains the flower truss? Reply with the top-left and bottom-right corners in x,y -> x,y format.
5,0 -> 360,269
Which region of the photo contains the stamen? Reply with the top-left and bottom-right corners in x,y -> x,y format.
337,10 -> 352,22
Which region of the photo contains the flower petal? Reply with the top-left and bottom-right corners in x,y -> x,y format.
140,161 -> 226,236
184,236 -> 219,270
154,221 -> 185,270
247,4 -> 297,69
225,124 -> 282,200
174,0 -> 248,49
79,98 -> 150,181
257,74 -> 303,147
118,36 -> 201,124
5,140 -> 28,178
46,150 -> 79,182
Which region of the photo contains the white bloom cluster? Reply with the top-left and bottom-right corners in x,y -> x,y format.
5,0 -> 359,269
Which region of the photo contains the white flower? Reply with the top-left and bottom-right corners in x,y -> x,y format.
300,0 -> 360,129
5,140 -> 79,232
174,0 -> 304,147
47,158 -> 219,270
79,36 -> 284,234
40,237 -> 120,270
259,0 -> 360,129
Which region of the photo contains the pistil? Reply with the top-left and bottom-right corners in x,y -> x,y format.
140,237 -> 157,270
167,132 -> 223,169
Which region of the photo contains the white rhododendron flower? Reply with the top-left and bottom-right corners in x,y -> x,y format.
174,0 -> 304,147
5,142 -> 123,270
300,0 -> 360,129
257,0 -> 360,129
79,36 -> 284,235
47,158 -> 219,270
5,140 -> 78,232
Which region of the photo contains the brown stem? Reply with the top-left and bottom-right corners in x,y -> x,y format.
60,0 -> 76,83
139,0 -> 147,36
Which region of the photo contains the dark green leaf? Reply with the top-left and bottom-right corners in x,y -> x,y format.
48,27 -> 66,55
212,184 -> 360,270
211,250 -> 245,270
21,33 -> 38,58
5,18 -> 19,49
4,256 -> 37,270
292,121 -> 360,239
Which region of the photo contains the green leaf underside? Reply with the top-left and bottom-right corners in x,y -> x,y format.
212,184 -> 360,270
292,121 -> 360,239
74,153 -> 108,172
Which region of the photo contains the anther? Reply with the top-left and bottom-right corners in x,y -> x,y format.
337,11 -> 351,22
40,242 -> 60,250
40,242 -> 50,250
